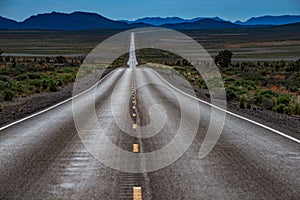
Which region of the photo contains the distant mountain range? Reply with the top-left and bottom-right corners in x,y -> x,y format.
161,18 -> 241,30
235,15 -> 300,25
118,16 -> 225,26
0,12 -> 148,30
0,16 -> 18,29
0,11 -> 300,30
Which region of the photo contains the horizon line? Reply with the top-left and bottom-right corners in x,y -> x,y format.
1,10 -> 300,23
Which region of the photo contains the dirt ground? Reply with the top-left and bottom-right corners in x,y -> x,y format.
0,83 -> 74,127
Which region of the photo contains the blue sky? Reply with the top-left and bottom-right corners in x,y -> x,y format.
0,0 -> 299,22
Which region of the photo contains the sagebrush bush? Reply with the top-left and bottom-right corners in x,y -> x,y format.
48,80 -> 58,92
286,96 -> 300,115
277,95 -> 291,106
273,104 -> 286,114
240,94 -> 247,109
226,89 -> 237,101
3,89 -> 14,101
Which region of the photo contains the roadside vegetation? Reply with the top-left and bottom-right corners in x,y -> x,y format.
0,25 -> 299,116
218,50 -> 300,115
137,49 -> 300,116
0,55 -> 81,108
0,49 -> 299,116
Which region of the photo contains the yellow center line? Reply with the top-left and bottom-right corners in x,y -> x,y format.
133,144 -> 139,153
132,124 -> 137,129
133,186 -> 142,200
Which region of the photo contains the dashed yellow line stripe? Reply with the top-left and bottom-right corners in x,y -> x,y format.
133,144 -> 139,153
133,186 -> 142,200
132,124 -> 137,129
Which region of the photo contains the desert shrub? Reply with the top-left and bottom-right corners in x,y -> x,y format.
28,79 -> 43,88
27,72 -> 43,79
57,67 -> 73,73
45,57 -> 50,63
286,96 -> 300,115
55,56 -> 67,64
273,104 -> 286,113
224,69 -> 235,76
57,79 -> 63,87
40,79 -> 57,92
41,79 -> 47,90
240,94 -> 247,109
0,80 -> 10,90
226,88 -> 237,101
289,86 -> 298,93
262,97 -> 275,110
235,80 -> 256,90
16,83 -> 35,95
277,95 -> 291,106
254,90 -> 277,109
0,67 -> 11,76
60,74 -> 75,84
3,89 -> 14,101
0,75 -> 9,82
259,77 -> 268,87
11,60 -> 16,68
228,86 -> 239,92
15,74 -> 29,81
224,77 -> 235,82
254,92 -> 263,105
214,50 -> 233,68
261,90 -> 277,97
48,80 -> 58,92
286,62 -> 300,72
10,69 -> 23,76
238,87 -> 248,95
14,82 -> 27,93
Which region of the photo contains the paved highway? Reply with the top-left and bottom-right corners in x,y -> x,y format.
0,33 -> 299,199
127,33 -> 138,68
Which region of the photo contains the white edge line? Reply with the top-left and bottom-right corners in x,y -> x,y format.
152,69 -> 300,144
0,69 -> 119,131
